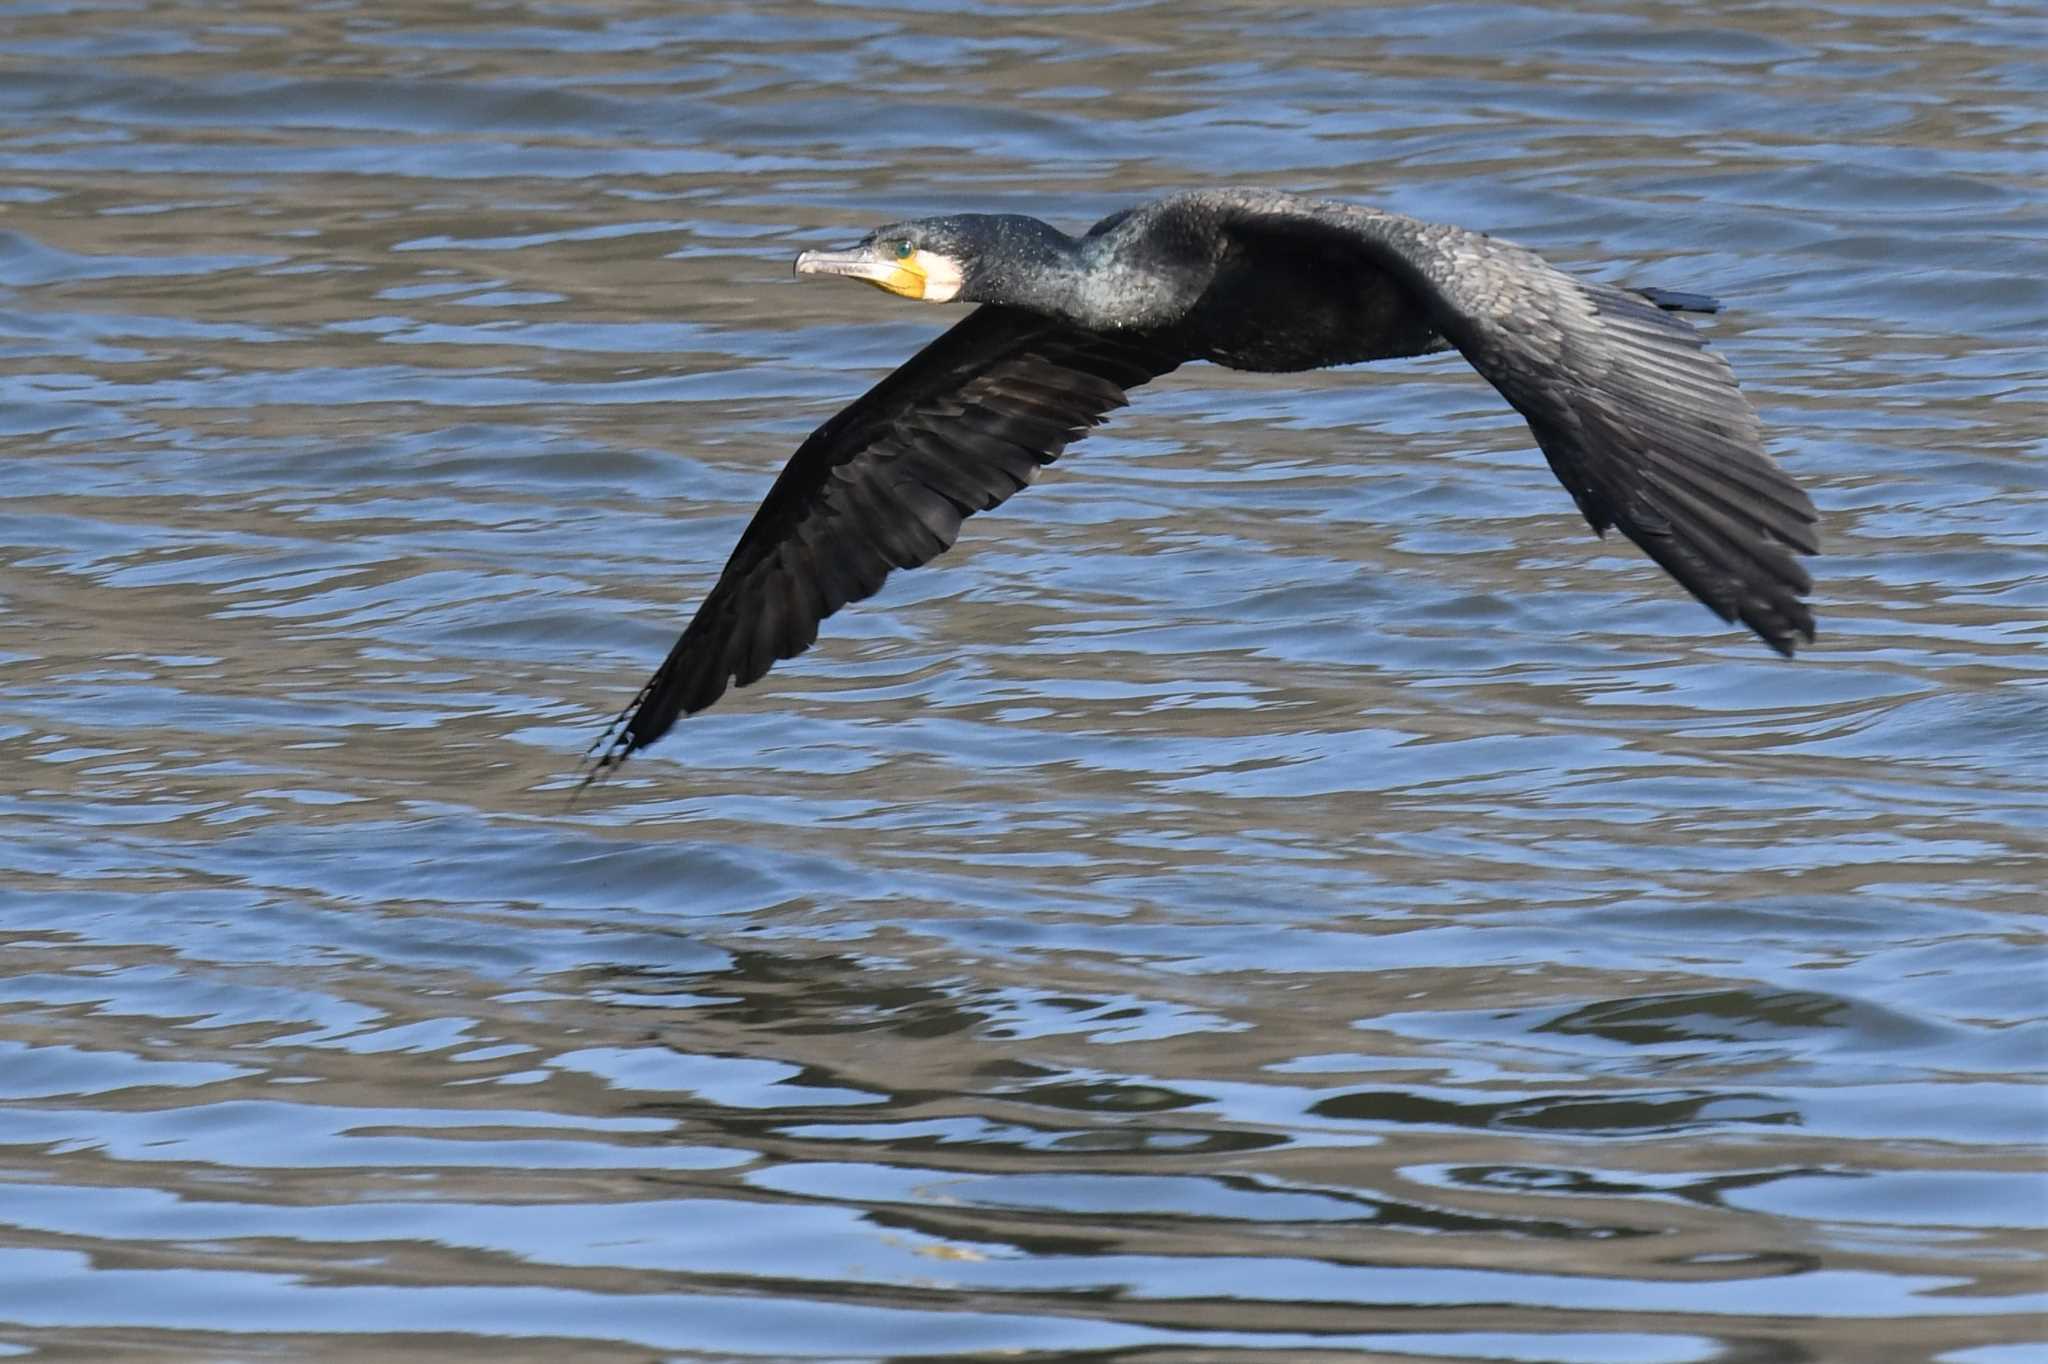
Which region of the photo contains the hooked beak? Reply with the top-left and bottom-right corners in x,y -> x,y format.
794,244 -> 964,302
794,244 -> 929,300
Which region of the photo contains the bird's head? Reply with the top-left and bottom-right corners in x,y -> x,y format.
793,214 -> 1075,306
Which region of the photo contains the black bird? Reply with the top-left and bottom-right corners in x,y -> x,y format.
582,189 -> 1817,782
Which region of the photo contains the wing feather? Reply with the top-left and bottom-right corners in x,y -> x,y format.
1190,190 -> 1820,653
582,305 -> 1178,782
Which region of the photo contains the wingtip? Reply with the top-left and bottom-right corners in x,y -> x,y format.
1753,602 -> 1818,659
570,670 -> 662,800
568,731 -> 632,803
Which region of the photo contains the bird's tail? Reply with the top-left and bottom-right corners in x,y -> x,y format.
1634,286 -> 1721,315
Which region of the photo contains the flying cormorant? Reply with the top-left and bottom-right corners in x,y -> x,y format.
582,189 -> 1818,783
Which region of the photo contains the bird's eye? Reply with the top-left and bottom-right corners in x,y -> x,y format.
891,240 -> 913,260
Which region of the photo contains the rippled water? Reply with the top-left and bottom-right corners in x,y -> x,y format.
2,1 -> 2044,1359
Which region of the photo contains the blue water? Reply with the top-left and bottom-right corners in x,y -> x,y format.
1,1 -> 2043,1359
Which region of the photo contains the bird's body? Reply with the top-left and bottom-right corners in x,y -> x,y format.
582,190 -> 1818,782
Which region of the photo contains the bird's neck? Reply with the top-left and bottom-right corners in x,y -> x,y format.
990,218 -> 1212,333
1066,237 -> 1203,331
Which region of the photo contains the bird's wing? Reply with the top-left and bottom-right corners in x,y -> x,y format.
1190,190 -> 1819,655
582,304 -> 1179,781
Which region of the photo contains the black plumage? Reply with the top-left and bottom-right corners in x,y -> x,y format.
582,190 -> 1817,784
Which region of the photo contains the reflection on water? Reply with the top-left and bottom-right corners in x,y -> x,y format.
1,0 -> 2043,1359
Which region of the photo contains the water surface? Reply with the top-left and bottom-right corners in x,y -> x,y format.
1,1 -> 2043,1360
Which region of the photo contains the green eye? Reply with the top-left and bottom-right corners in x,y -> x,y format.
891,240 -> 913,260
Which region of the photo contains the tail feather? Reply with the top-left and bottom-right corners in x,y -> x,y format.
1634,286 -> 1721,315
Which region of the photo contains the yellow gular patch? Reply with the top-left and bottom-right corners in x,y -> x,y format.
867,251 -> 964,302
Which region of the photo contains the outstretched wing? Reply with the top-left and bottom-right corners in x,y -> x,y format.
1191,190 -> 1820,654
583,304 -> 1179,782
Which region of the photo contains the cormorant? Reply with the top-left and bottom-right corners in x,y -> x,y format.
582,189 -> 1817,782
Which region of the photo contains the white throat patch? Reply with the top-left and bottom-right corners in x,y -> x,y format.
915,250 -> 965,303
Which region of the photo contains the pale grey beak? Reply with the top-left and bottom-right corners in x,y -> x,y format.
793,247 -> 894,284
793,244 -> 928,298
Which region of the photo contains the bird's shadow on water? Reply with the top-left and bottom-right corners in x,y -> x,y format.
555,935 -> 1880,1208
563,945 -> 1785,1250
